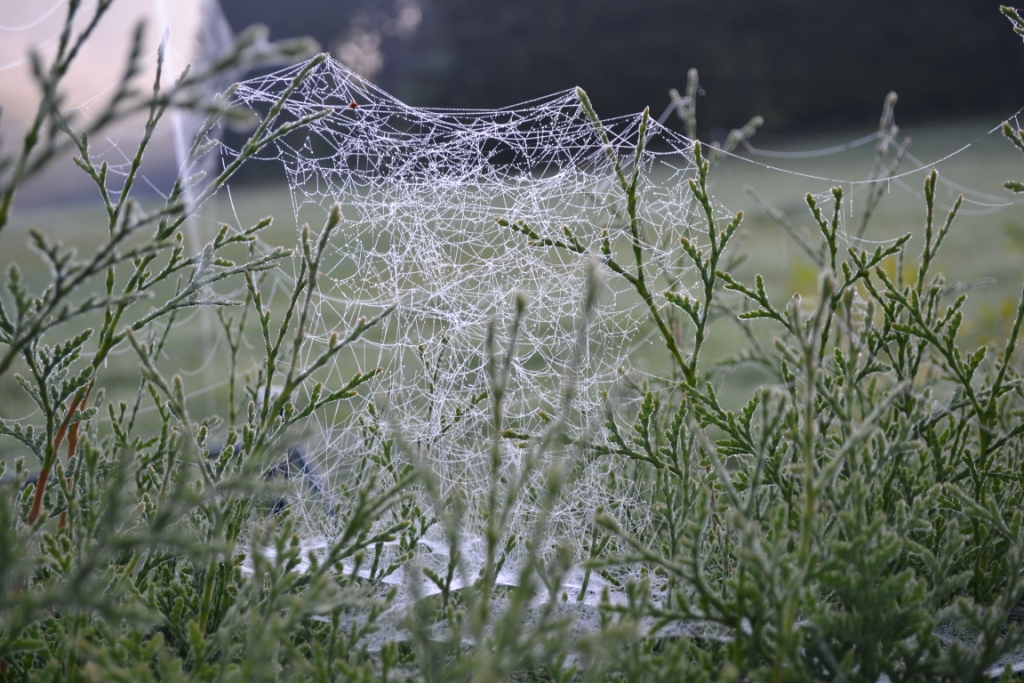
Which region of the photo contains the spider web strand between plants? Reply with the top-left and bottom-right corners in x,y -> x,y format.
216,57 -> 718,599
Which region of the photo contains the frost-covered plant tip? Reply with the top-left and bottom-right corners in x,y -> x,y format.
2,1 -> 1024,681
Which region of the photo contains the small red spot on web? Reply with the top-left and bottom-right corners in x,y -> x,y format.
348,101 -> 359,109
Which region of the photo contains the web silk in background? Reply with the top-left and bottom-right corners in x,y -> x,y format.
219,58 -> 713,597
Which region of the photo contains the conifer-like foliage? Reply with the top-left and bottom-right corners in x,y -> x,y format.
1,2 -> 1024,681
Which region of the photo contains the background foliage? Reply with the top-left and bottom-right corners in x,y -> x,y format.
224,0 -> 1024,131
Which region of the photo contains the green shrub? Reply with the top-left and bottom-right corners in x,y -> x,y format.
2,2 -> 1024,681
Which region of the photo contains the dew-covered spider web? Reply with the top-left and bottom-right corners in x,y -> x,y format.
216,56 -> 714,601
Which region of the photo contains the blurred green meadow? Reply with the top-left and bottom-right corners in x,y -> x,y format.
703,119 -> 1024,393
715,119 -> 1024,322
3,117 -> 1022,460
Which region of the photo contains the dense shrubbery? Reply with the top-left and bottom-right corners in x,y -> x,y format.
3,3 -> 1024,681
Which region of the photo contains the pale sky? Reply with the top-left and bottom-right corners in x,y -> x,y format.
0,0 -> 229,206
0,0 -> 207,126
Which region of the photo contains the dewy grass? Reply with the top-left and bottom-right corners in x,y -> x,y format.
3,1 -> 1024,681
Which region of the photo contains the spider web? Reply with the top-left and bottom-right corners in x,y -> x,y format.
219,57 -> 712,598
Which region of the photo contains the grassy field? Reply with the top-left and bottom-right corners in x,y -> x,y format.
3,116 -> 1022,458
718,119 -> 1024,331
701,119 -> 1024,404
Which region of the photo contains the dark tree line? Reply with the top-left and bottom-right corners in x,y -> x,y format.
222,0 -> 1024,133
